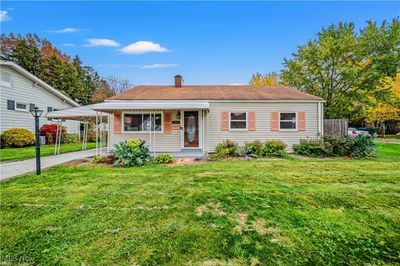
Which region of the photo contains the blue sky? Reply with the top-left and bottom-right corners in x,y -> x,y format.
1,1 -> 399,85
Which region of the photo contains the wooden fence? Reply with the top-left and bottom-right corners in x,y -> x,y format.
324,119 -> 348,136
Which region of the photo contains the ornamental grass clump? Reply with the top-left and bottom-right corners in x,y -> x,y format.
113,138 -> 150,167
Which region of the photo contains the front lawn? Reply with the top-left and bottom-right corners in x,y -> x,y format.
0,142 -> 96,162
1,143 -> 399,265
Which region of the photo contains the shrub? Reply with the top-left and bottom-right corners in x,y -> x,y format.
0,128 -> 35,147
243,140 -> 264,158
294,135 -> 376,159
40,124 -> 66,144
323,136 -> 352,157
113,139 -> 150,167
62,133 -> 80,144
350,134 -> 376,159
93,155 -> 115,164
127,138 -> 142,149
263,140 -> 288,158
214,140 -> 240,158
293,139 -> 333,157
153,154 -> 175,164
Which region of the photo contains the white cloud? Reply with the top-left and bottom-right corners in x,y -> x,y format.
0,11 -> 11,21
120,41 -> 169,55
229,83 -> 245,85
62,43 -> 76,47
49,27 -> 80,33
97,64 -> 139,69
141,64 -> 178,69
84,38 -> 120,47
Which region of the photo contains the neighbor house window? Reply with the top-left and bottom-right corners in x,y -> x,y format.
123,113 -> 162,132
230,112 -> 247,130
1,71 -> 12,87
15,102 -> 28,112
279,112 -> 297,130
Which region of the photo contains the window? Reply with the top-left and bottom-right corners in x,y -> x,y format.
15,102 -> 28,112
230,112 -> 247,130
279,112 -> 297,130
1,71 -> 11,87
123,113 -> 162,132
47,107 -> 53,121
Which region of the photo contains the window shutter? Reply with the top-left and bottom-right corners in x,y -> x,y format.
248,112 -> 256,131
114,112 -> 121,134
221,112 -> 229,131
164,111 -> 172,134
270,112 -> 279,131
29,103 -> 36,111
298,112 -> 306,131
7,100 -> 15,110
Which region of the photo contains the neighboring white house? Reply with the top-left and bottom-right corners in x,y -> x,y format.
0,61 -> 80,133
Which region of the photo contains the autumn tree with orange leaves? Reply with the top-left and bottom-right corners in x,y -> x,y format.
0,33 -> 100,104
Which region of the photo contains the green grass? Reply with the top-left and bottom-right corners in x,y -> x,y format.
0,142 -> 96,162
1,143 -> 399,265
378,134 -> 400,139
375,141 -> 400,160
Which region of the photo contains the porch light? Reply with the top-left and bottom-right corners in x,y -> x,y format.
30,107 -> 43,118
177,111 -> 181,120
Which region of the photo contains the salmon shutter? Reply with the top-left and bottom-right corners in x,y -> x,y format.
298,112 -> 306,131
164,111 -> 172,134
248,112 -> 256,131
270,112 -> 279,131
221,112 -> 229,131
114,112 -> 121,134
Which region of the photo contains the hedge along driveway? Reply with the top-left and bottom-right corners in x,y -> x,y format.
0,142 -> 96,162
0,143 -> 399,265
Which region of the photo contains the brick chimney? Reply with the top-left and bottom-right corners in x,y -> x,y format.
174,75 -> 183,88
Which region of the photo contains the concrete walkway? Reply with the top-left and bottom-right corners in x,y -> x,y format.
0,148 -> 105,181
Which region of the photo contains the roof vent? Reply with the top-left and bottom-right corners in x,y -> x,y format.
174,75 -> 183,88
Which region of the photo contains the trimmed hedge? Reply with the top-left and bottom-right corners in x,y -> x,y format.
0,128 -> 35,147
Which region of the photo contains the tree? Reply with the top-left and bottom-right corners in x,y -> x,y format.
91,76 -> 132,103
0,33 -> 101,104
249,72 -> 279,86
281,19 -> 400,120
365,73 -> 400,133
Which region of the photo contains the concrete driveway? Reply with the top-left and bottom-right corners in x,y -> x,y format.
0,149 -> 105,181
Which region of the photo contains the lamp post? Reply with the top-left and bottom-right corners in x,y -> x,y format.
30,107 -> 43,175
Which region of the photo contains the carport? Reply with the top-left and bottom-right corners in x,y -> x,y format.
46,105 -> 108,156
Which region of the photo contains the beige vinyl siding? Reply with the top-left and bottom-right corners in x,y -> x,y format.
108,111 -> 182,152
0,66 -> 79,133
205,102 -> 322,151
107,101 -> 322,153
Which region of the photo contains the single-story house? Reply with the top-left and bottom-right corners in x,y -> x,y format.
92,75 -> 323,156
0,61 -> 80,133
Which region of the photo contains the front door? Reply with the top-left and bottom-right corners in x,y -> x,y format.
183,111 -> 199,148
